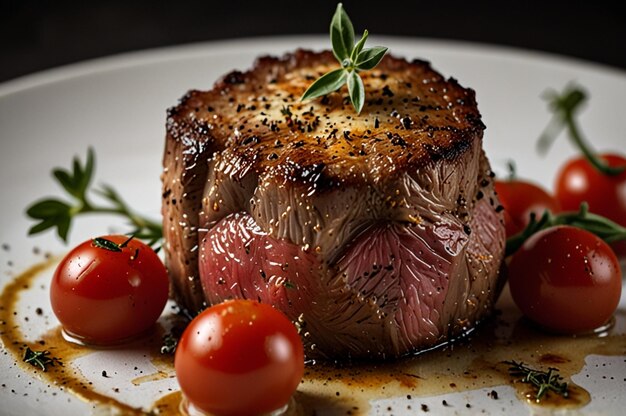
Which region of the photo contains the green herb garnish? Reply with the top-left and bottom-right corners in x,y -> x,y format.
26,148 -> 162,247
301,3 -> 388,114
23,347 -> 62,372
280,105 -> 293,118
505,202 -> 626,256
505,159 -> 517,181
504,360 -> 569,402
160,333 -> 178,355
537,84 -> 625,176
91,237 -> 127,252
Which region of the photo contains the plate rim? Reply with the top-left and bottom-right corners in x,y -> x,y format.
2,34 -> 625,98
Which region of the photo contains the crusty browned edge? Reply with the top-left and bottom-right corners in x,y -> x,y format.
161,95 -> 216,312
178,50 -> 484,192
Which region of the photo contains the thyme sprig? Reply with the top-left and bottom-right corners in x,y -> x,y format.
23,347 -> 63,372
160,333 -> 178,355
505,202 -> 626,256
537,84 -> 625,176
301,3 -> 388,114
504,360 -> 569,402
26,148 -> 162,247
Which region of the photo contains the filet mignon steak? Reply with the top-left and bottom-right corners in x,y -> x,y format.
162,50 -> 506,360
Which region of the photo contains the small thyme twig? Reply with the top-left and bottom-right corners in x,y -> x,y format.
504,360 -> 569,402
25,148 -> 162,248
301,3 -> 388,114
160,333 -> 178,355
537,84 -> 625,176
23,347 -> 63,372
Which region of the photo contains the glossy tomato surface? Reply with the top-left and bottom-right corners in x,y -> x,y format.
494,179 -> 561,237
508,225 -> 622,334
175,299 -> 304,416
50,235 -> 169,344
555,153 -> 626,226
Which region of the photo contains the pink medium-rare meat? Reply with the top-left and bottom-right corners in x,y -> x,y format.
162,50 -> 506,359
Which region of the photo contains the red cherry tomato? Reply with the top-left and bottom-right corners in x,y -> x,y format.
50,235 -> 169,345
508,225 -> 622,334
175,299 -> 304,416
555,153 -> 626,226
495,179 -> 561,238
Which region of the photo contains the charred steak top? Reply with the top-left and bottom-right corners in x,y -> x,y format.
167,50 -> 484,187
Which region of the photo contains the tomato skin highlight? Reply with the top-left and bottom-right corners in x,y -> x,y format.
555,153 -> 626,227
494,179 -> 561,238
508,225 -> 622,334
50,235 -> 169,344
175,299 -> 304,416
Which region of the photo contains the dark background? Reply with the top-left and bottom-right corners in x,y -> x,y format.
1,0 -> 625,83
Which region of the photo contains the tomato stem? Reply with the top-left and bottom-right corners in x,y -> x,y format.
505,202 -> 626,256
537,84 -> 625,176
505,160 -> 517,180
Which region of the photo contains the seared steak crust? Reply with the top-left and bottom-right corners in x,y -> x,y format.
168,50 -> 484,187
162,49 -> 505,358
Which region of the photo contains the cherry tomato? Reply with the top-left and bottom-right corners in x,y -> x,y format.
495,179 -> 561,238
50,235 -> 169,345
508,225 -> 622,334
175,299 -> 304,416
555,153 -> 626,226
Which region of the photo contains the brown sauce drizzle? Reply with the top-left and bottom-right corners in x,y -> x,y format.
151,390 -> 183,414
1,260 -> 625,414
0,259 -> 149,414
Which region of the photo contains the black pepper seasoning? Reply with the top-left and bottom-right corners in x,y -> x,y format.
382,85 -> 394,97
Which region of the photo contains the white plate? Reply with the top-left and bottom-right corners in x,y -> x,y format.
1,36 -> 625,415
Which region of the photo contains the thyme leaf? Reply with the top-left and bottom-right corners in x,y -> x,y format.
23,347 -> 63,372
504,360 -> 569,402
92,236 -> 143,260
25,148 -> 162,248
347,70 -> 365,114
92,237 -> 123,252
301,68 -> 347,101
537,84 -> 625,176
330,2 -> 354,62
301,3 -> 388,114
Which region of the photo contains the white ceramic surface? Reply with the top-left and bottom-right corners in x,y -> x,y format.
1,36 -> 625,415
